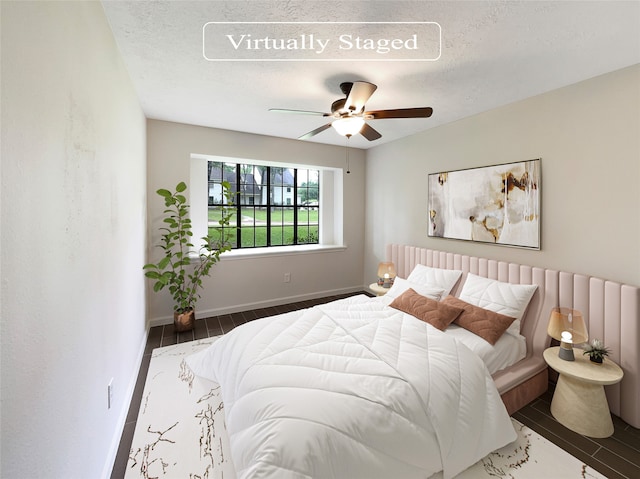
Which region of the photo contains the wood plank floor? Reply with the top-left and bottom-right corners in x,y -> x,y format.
111,292 -> 640,479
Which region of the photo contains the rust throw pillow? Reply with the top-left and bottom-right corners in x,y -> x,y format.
390,288 -> 464,331
442,295 -> 516,345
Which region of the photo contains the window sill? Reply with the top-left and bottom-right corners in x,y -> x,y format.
219,244 -> 347,261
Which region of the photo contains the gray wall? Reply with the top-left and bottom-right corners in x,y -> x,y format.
146,120 -> 367,324
364,65 -> 640,288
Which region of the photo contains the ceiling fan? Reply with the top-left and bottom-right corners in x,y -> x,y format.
269,81 -> 433,141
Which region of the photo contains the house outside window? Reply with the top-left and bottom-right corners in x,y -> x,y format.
208,161 -> 319,248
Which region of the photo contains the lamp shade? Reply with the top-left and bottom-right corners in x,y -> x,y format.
547,307 -> 588,344
332,117 -> 365,137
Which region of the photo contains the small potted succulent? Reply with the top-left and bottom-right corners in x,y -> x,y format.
583,338 -> 611,364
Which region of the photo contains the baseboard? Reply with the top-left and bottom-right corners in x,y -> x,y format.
149,285 -> 367,327
102,328 -> 148,479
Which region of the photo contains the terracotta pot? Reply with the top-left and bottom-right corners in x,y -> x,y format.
174,309 -> 195,332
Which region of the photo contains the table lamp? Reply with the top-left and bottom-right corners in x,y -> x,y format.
547,307 -> 588,361
376,262 -> 396,288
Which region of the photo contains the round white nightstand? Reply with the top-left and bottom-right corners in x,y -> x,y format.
543,346 -> 623,438
368,283 -> 390,296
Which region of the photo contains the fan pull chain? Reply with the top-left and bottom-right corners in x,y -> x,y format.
345,134 -> 351,174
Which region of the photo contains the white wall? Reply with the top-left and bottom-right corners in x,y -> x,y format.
1,2 -> 147,478
364,65 -> 640,288
147,120 -> 366,323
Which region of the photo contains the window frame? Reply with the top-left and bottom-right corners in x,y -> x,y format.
208,160 -> 320,250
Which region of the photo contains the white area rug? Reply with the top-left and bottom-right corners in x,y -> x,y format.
126,337 -> 606,479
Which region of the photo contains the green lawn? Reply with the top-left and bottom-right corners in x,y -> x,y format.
208,206 -> 318,247
208,206 -> 318,224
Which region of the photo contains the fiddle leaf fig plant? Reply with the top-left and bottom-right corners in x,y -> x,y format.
143,181 -> 234,313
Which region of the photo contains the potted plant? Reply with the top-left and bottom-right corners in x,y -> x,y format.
583,338 -> 611,364
143,181 -> 234,332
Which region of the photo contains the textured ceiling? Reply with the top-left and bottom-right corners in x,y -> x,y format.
101,1 -> 640,149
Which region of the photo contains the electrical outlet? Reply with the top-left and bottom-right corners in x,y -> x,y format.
108,378 -> 114,409
284,272 -> 291,283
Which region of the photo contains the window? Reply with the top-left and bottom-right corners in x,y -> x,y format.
208,161 -> 319,249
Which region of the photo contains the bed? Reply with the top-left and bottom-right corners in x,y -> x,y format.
386,243 -> 640,427
188,295 -> 517,479
186,244 -> 640,479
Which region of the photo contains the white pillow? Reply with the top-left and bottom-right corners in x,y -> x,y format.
457,273 -> 538,338
406,264 -> 463,297
384,277 -> 445,301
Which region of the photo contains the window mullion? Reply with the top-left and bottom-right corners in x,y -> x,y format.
293,169 -> 298,245
266,166 -> 271,246
236,165 -> 242,248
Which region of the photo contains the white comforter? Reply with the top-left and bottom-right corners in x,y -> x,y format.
187,295 -> 516,479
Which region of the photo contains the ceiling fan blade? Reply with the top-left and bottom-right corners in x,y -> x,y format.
360,123 -> 382,141
365,107 -> 433,119
344,81 -> 377,112
270,108 -> 330,116
298,123 -> 332,140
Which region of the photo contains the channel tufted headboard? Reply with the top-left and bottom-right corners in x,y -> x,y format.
386,244 -> 640,428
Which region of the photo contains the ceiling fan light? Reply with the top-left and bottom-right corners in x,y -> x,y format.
332,117 -> 365,137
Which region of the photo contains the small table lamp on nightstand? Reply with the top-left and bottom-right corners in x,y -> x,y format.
547,307 -> 588,361
370,262 -> 397,297
376,262 -> 396,289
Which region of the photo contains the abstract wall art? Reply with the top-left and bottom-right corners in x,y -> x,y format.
428,159 -> 540,249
